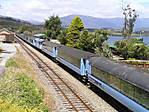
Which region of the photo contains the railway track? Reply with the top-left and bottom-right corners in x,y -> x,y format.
16,37 -> 96,112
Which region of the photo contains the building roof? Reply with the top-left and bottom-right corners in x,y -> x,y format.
34,38 -> 44,42
0,28 -> 14,34
34,34 -> 45,38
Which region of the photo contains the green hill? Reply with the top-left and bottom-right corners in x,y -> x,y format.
0,16 -> 37,32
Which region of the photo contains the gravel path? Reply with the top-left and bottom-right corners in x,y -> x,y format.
0,43 -> 17,66
0,43 -> 17,76
21,41 -> 117,112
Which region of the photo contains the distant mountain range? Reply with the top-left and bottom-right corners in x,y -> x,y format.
60,15 -> 149,31
1,15 -> 149,31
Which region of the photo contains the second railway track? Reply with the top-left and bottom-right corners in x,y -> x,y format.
16,37 -> 96,112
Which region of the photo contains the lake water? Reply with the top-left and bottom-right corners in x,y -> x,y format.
107,36 -> 149,47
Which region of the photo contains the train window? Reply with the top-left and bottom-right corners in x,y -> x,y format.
92,67 -> 121,91
92,67 -> 105,82
109,75 -> 121,91
93,67 -> 125,92
43,46 -> 53,51
101,72 -> 108,82
120,80 -> 127,94
118,79 -> 149,109
92,66 -> 149,109
30,39 -> 33,43
134,87 -> 143,103
141,90 -> 149,109
58,51 -> 80,68
134,87 -> 149,109
121,80 -> 135,99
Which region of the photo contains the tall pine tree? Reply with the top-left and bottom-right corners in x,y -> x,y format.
66,16 -> 84,48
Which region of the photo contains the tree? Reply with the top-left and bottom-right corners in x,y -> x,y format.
95,43 -> 112,58
94,30 -> 112,58
115,38 -> 149,59
44,16 -> 62,40
94,30 -> 109,47
57,29 -> 67,45
19,25 -> 29,33
78,30 -> 95,53
66,16 -> 84,48
18,25 -> 34,35
122,5 -> 138,38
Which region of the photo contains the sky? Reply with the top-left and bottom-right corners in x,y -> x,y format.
0,0 -> 149,22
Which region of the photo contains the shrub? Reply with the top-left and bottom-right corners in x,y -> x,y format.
5,58 -> 18,68
115,38 -> 149,60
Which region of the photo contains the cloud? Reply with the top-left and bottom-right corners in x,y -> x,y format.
0,0 -> 149,21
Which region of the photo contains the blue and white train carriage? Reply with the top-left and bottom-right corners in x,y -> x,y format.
34,38 -> 44,49
43,40 -> 149,112
88,57 -> 149,112
43,40 -> 95,76
18,35 -> 149,112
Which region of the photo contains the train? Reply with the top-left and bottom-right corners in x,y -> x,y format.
17,34 -> 149,112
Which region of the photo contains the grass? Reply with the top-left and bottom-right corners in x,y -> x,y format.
0,99 -> 40,112
5,58 -> 18,68
0,51 -> 49,112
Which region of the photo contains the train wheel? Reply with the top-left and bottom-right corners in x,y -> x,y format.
86,82 -> 91,88
82,76 -> 87,83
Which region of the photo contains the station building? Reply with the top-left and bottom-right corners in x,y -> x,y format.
0,28 -> 15,42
